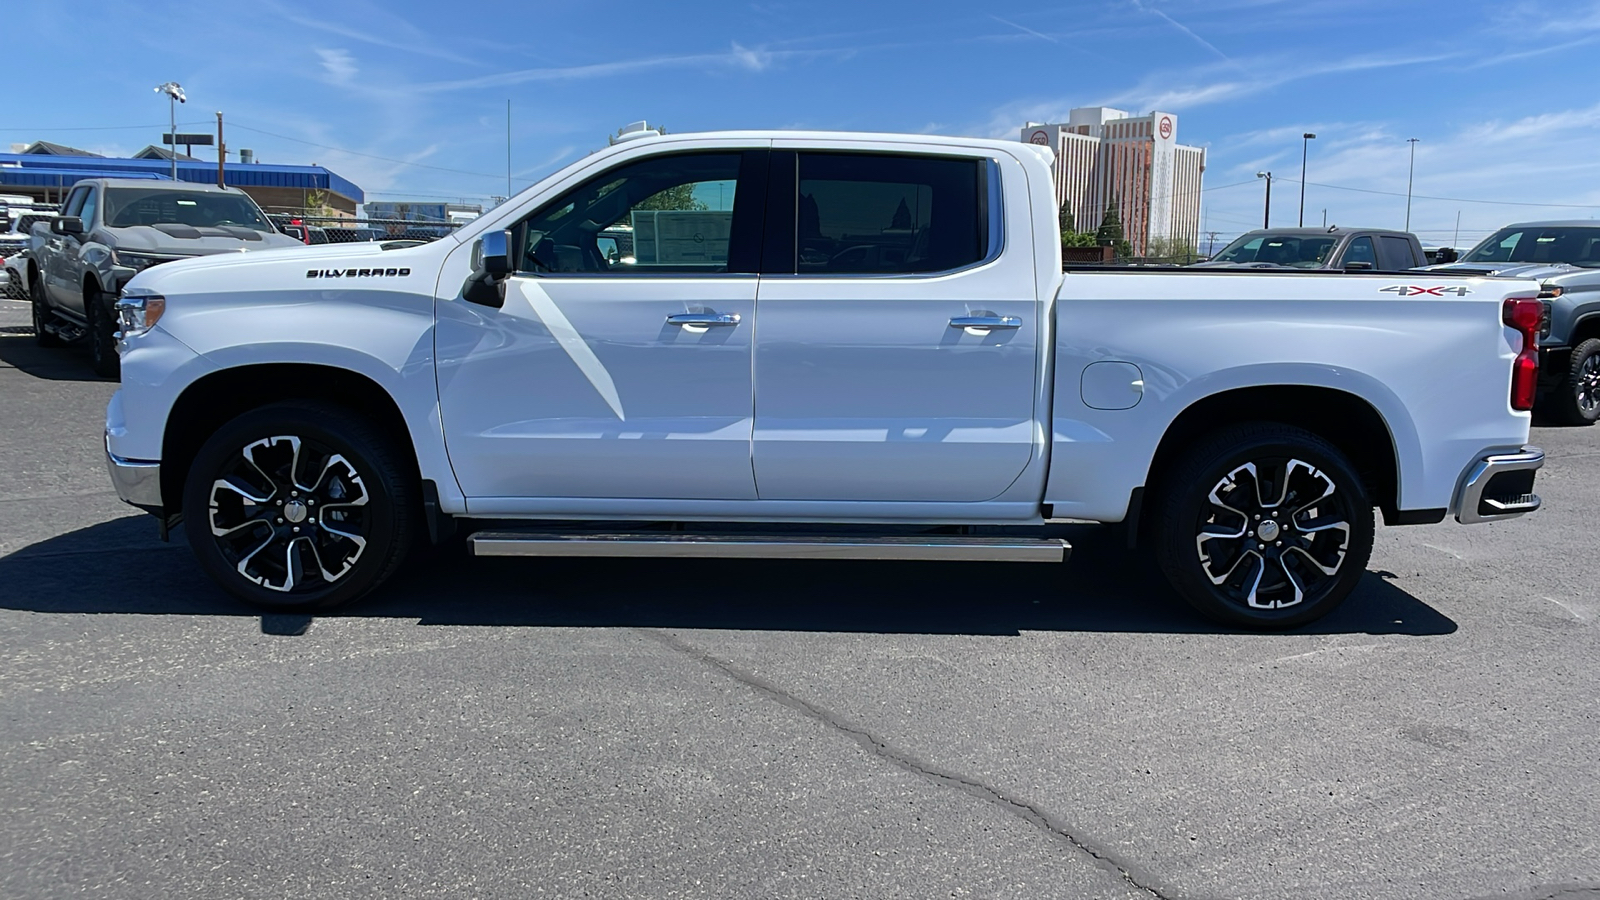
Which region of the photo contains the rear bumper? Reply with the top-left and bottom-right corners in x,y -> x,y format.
105,434 -> 162,509
1453,446 -> 1543,524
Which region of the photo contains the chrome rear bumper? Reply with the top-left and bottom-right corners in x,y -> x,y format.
1454,446 -> 1543,524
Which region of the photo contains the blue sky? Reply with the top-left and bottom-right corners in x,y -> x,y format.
9,0 -> 1600,248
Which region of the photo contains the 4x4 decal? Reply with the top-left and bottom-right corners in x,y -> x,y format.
1381,285 -> 1472,297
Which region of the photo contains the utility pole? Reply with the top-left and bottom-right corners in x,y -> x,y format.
216,111 -> 225,188
506,99 -> 512,201
1453,210 -> 1461,249
1322,209 -> 1327,228
1299,132 -> 1316,226
1256,171 -> 1273,229
1405,137 -> 1420,231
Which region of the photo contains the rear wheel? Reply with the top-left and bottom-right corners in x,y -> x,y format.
1153,423 -> 1374,630
30,273 -> 64,347
1551,338 -> 1600,426
182,402 -> 416,610
87,289 -> 119,379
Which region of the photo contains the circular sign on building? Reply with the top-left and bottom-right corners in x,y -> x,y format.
1158,116 -> 1173,140
1029,130 -> 1050,146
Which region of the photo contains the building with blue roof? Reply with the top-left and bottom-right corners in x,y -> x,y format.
0,141 -> 363,214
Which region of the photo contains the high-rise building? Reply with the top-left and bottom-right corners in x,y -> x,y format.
1022,107 -> 1205,256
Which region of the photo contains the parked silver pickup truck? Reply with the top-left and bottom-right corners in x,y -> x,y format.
28,178 -> 301,377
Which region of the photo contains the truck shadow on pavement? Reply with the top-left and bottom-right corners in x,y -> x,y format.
0,333 -> 108,382
0,517 -> 1458,637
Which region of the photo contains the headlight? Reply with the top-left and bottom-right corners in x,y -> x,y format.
1537,284 -> 1563,299
112,251 -> 180,272
114,287 -> 166,339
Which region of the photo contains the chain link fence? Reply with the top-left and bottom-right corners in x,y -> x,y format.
264,213 -> 466,246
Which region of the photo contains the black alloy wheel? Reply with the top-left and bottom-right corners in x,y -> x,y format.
1154,423 -> 1374,630
182,402 -> 415,610
1554,338 -> 1600,426
30,273 -> 63,347
87,290 -> 119,379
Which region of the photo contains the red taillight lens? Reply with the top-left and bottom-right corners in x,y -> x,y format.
1503,297 -> 1541,411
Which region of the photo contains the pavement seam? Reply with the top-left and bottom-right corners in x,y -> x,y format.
638,626 -> 1178,900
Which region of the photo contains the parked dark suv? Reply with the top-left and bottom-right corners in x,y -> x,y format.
1194,227 -> 1427,271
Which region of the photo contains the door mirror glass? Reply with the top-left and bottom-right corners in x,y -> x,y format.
53,216 -> 83,235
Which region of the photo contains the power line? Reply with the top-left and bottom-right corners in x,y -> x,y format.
0,122 -> 213,133
1279,174 -> 1600,210
228,122 -> 531,183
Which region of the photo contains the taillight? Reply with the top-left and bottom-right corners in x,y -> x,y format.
1503,296 -> 1541,411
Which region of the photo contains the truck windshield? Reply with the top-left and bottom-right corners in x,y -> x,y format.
1211,234 -> 1338,267
1462,226 -> 1600,267
103,189 -> 272,232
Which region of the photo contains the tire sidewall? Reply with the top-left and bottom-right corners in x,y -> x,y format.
182,403 -> 409,610
1156,425 -> 1375,630
87,290 -> 119,378
1558,339 -> 1600,426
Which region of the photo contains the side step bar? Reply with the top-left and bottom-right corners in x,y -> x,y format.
469,532 -> 1070,563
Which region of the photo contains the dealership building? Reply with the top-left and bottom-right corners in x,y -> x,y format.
0,141 -> 363,215
1022,107 -> 1205,256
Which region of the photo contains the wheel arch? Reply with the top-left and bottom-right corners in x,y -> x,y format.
1142,384 -> 1405,528
160,363 -> 425,515
1569,312 -> 1600,346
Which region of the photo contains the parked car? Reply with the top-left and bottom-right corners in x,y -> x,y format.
1429,221 -> 1600,424
104,128 -> 1544,630
1193,227 -> 1427,271
2,248 -> 33,301
28,179 -> 302,377
0,202 -> 55,294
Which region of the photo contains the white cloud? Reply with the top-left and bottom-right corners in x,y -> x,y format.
316,48 -> 357,84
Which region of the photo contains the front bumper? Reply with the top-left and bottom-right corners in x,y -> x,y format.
1453,446 -> 1543,524
105,435 -> 162,509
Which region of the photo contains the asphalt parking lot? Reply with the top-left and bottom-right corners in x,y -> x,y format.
1,294 -> 1596,900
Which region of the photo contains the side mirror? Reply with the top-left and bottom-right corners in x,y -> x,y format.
463,229 -> 513,308
480,229 -> 511,277
53,216 -> 84,235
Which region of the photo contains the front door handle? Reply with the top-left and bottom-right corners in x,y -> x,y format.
949,315 -> 1022,329
667,313 -> 741,327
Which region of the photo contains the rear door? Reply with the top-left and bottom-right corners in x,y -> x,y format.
1377,234 -> 1421,270
750,146 -> 1039,502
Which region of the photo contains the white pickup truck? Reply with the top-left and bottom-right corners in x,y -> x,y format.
104,129 -> 1545,629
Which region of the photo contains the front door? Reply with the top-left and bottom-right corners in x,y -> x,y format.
436,149 -> 769,503
45,185 -> 89,308
751,149 -> 1040,503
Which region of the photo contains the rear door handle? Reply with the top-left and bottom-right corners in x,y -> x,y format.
949,315 -> 1022,329
667,313 -> 741,326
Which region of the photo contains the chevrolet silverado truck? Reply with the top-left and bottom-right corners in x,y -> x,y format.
29,178 -> 302,377
1429,221 -> 1600,425
103,129 -> 1546,629
1195,227 -> 1427,271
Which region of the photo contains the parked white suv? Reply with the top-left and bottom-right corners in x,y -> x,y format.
103,129 -> 1545,629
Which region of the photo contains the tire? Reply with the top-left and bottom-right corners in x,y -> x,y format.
30,272 -> 64,348
1152,422 -> 1375,630
1551,338 -> 1600,426
181,401 -> 417,611
87,289 -> 119,379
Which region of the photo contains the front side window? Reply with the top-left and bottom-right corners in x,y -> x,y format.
78,186 -> 99,231
62,187 -> 88,219
796,153 -> 986,275
514,152 -> 743,275
1343,237 -> 1377,267
103,189 -> 272,232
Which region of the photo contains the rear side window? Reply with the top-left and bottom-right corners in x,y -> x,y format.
795,153 -> 987,275
1377,235 -> 1418,269
1343,236 -> 1377,268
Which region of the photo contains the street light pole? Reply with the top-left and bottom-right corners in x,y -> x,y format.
1405,137 -> 1420,232
1299,132 -> 1316,227
154,82 -> 187,181
1256,171 -> 1272,229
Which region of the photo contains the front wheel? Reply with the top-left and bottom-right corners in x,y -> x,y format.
182,402 -> 416,610
1152,423 -> 1375,630
87,289 -> 119,379
1551,338 -> 1600,426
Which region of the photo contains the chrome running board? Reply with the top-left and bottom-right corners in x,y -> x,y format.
468,532 -> 1070,563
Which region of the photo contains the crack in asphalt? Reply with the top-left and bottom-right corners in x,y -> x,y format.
639,627 -> 1175,900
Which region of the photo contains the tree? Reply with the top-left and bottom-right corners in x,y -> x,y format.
1058,201 -> 1075,236
1062,229 -> 1099,248
1095,196 -> 1124,248
634,184 -> 707,212
1146,236 -> 1199,264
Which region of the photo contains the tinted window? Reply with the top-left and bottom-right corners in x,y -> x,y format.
1378,235 -> 1418,269
1462,226 -> 1600,266
79,186 -> 99,231
514,152 -> 743,275
796,153 -> 986,274
103,189 -> 271,231
62,188 -> 88,218
1343,237 -> 1376,267
1212,233 -> 1336,267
